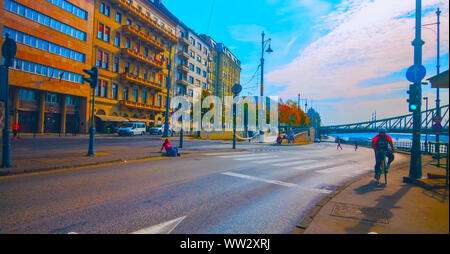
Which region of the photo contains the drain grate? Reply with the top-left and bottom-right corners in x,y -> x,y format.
330,202 -> 389,224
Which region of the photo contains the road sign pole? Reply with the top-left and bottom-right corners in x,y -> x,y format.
409,0 -> 424,180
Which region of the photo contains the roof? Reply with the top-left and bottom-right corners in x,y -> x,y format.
427,69 -> 449,89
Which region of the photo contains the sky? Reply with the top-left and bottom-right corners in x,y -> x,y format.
162,0 -> 449,125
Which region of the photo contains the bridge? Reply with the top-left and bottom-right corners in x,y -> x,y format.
320,105 -> 449,135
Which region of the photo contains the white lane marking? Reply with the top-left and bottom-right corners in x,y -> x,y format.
276,160 -> 317,167
204,152 -> 253,156
67,232 -> 79,234
292,161 -> 335,171
234,155 -> 279,161
218,153 -> 271,158
249,157 -> 299,164
221,172 -> 331,194
317,165 -> 357,174
130,216 -> 186,234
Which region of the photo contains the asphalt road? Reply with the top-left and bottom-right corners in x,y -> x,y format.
0,143 -> 408,234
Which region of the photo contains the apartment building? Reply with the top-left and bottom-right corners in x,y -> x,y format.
91,0 -> 177,130
200,34 -> 241,100
151,0 -> 213,105
0,0 -> 95,134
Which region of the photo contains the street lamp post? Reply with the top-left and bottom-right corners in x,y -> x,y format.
260,32 -> 273,97
232,84 -> 242,150
435,8 -> 441,148
1,33 -> 17,168
163,44 -> 174,138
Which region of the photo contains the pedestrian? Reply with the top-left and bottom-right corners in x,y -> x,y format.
289,130 -> 296,143
160,139 -> 180,157
276,135 -> 282,145
12,122 -> 19,140
355,141 -> 359,151
337,140 -> 343,150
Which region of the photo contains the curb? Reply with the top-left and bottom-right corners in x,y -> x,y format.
0,148 -> 247,178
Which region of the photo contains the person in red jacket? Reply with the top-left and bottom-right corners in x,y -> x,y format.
372,129 -> 395,180
12,122 -> 19,140
355,141 -> 359,151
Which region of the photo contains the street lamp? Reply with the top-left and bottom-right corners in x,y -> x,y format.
163,44 -> 174,138
231,83 -> 242,149
260,31 -> 273,96
1,33 -> 17,168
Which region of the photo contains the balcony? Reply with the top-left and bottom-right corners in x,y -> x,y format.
177,50 -> 189,59
122,25 -> 164,52
121,48 -> 164,70
177,64 -> 189,73
121,73 -> 166,92
176,79 -> 189,86
178,37 -> 189,45
111,0 -> 177,43
120,100 -> 165,112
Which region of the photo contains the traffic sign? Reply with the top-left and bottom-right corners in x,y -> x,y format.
406,64 -> 426,83
433,115 -> 442,123
433,123 -> 443,132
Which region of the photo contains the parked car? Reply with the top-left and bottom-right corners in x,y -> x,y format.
148,125 -> 163,135
314,138 -> 321,143
118,122 -> 146,136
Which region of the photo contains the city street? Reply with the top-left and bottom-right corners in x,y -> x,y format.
0,143 -> 408,234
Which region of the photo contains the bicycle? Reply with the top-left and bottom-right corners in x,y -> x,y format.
376,149 -> 388,185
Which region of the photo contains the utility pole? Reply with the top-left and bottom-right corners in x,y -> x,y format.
435,8 -> 441,147
410,0 -> 424,179
163,44 -> 174,138
423,97 -> 428,153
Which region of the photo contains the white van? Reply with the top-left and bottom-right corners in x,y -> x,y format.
118,122 -> 147,136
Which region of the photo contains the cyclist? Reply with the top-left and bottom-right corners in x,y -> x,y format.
372,129 -> 395,181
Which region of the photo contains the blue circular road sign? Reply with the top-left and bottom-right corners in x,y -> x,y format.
406,64 -> 426,83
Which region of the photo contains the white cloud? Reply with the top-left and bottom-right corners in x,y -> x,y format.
266,0 -> 449,124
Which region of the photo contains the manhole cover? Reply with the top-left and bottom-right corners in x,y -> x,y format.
330,202 -> 389,224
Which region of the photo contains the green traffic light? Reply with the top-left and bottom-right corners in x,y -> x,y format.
410,105 -> 418,111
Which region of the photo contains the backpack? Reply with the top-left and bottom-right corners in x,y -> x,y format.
376,135 -> 389,151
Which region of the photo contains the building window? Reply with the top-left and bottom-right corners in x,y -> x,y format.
125,37 -> 131,48
197,43 -> 202,51
5,0 -> 86,41
157,95 -> 162,107
96,80 -> 108,98
96,50 -> 102,67
46,93 -> 60,103
197,56 -> 201,63
126,19 -> 131,26
196,67 -> 201,75
142,91 -> 147,104
12,58 -> 83,84
112,83 -> 118,100
123,87 -> 129,101
114,32 -> 121,47
100,3 -> 109,16
189,63 -> 194,71
116,12 -> 122,23
133,89 -> 138,102
124,62 -> 130,73
190,51 -> 194,59
144,47 -> 149,57
188,76 -> 194,84
19,88 -> 38,101
103,52 -> 109,70
190,36 -> 195,46
113,57 -> 119,73
46,0 -> 88,20
3,27 -> 85,63
97,23 -> 104,39
104,26 -> 110,42
202,71 -> 206,78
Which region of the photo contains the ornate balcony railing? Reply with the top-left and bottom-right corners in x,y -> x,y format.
111,0 -> 177,43
120,100 -> 165,112
177,64 -> 189,73
121,48 -> 164,70
121,73 -> 166,92
177,50 -> 189,59
122,25 -> 164,52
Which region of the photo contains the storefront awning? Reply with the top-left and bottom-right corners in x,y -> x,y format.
127,118 -> 154,123
96,115 -> 128,122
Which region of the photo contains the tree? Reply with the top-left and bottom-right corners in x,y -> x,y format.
279,99 -> 311,127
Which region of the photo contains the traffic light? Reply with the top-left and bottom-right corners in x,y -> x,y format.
82,66 -> 98,89
407,84 -> 421,112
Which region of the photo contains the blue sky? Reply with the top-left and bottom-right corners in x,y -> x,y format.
163,0 -> 449,125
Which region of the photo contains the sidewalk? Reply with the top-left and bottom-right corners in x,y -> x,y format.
295,155 -> 449,234
0,137 -> 245,176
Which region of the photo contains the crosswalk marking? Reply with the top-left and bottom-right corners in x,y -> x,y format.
317,165 -> 357,174
251,157 -> 300,164
292,161 -> 335,171
218,153 -> 271,158
234,155 -> 279,161
276,160 -> 317,167
221,172 -> 331,194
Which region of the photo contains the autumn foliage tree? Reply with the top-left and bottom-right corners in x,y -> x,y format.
279,99 -> 311,127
